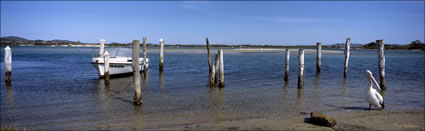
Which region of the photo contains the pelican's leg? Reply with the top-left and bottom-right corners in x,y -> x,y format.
368,104 -> 371,110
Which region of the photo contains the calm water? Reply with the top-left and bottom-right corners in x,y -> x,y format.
1,46 -> 424,129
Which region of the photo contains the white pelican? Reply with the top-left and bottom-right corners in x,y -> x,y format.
365,70 -> 385,110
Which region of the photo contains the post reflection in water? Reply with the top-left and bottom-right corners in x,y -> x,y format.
159,71 -> 168,97
209,88 -> 224,122
5,83 -> 17,125
312,73 -> 321,107
341,78 -> 349,107
283,80 -> 289,88
133,105 -> 143,128
96,78 -> 111,108
95,75 -> 135,106
142,71 -> 149,89
295,88 -> 304,112
159,71 -> 164,90
281,81 -> 289,111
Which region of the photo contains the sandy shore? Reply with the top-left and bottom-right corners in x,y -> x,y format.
146,48 -> 343,53
155,109 -> 424,130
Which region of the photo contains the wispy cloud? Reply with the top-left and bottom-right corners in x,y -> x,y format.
180,1 -> 208,12
256,17 -> 321,23
273,17 -> 320,23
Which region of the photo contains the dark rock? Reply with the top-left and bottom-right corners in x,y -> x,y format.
310,112 -> 336,127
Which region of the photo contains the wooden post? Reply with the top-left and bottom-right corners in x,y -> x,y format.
298,49 -> 304,89
104,51 -> 110,85
4,46 -> 12,83
218,49 -> 224,88
377,40 -> 386,90
344,38 -> 350,78
143,37 -> 148,76
98,39 -> 105,57
159,38 -> 164,71
316,42 -> 322,73
214,53 -> 219,84
284,49 -> 290,81
132,40 -> 142,105
209,58 -> 216,87
206,38 -> 212,73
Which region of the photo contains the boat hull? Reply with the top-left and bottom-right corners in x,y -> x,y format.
93,63 -> 149,77
91,57 -> 149,77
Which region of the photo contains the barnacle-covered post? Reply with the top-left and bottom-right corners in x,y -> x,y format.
132,40 -> 142,105
143,37 -> 148,78
98,39 -> 105,57
104,51 -> 110,85
344,38 -> 350,78
206,38 -> 212,73
377,40 -> 386,90
218,49 -> 225,88
298,49 -> 304,88
284,49 -> 290,81
4,46 -> 12,84
159,38 -> 164,72
316,42 -> 322,73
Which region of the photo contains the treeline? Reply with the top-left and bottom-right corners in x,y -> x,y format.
362,40 -> 425,50
2,36 -> 424,50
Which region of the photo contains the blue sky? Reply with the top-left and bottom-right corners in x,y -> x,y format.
1,1 -> 424,45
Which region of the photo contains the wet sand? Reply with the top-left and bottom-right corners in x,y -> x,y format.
155,109 -> 424,130
1,109 -> 422,130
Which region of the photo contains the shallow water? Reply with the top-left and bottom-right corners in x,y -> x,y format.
1,46 -> 424,129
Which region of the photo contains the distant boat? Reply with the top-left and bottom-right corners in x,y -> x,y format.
91,39 -> 149,77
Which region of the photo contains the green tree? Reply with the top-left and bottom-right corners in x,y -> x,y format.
363,42 -> 377,49
408,40 -> 425,50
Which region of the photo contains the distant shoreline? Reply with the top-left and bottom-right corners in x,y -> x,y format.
2,44 -> 424,52
2,36 -> 424,50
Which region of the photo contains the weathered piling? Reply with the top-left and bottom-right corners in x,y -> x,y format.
218,49 -> 225,88
206,38 -> 212,73
298,49 -> 304,89
209,59 -> 216,87
98,39 -> 105,57
377,40 -> 386,90
210,53 -> 220,87
132,40 -> 142,105
344,38 -> 350,78
316,42 -> 322,73
143,37 -> 148,75
104,51 -> 110,85
4,46 -> 12,83
214,53 -> 219,84
284,49 -> 290,81
159,38 -> 164,71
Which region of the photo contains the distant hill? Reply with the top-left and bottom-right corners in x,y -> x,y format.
1,36 -> 29,41
51,39 -> 75,43
327,43 -> 363,48
1,36 -> 76,43
351,43 -> 363,47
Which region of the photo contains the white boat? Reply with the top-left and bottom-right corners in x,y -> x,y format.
91,56 -> 149,77
91,39 -> 149,77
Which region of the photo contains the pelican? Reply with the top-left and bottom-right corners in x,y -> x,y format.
365,70 -> 384,110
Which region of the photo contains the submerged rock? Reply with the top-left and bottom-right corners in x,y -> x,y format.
310,112 -> 336,127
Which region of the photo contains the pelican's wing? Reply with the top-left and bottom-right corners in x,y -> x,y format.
375,91 -> 384,103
